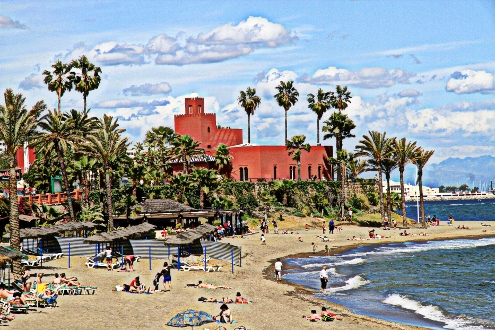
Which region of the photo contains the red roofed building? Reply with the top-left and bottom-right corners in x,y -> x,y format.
174,96 -> 333,181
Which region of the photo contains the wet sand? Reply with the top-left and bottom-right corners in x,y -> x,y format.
8,220 -> 495,330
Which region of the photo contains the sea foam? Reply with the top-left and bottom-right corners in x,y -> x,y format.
383,294 -> 483,329
325,275 -> 369,293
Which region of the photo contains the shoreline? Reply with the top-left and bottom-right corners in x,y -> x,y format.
9,220 -> 495,330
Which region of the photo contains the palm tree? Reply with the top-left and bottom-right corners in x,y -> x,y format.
355,131 -> 391,223
71,55 -> 102,111
32,110 -> 83,220
42,60 -> 74,115
0,89 -> 45,278
170,173 -> 191,204
347,157 -> 368,180
84,115 -> 129,231
414,148 -> 435,229
369,150 -> 398,224
73,155 -> 97,207
274,81 -> 299,144
392,137 -> 420,227
190,168 -> 219,208
332,85 -> 352,112
329,149 -> 354,219
238,87 -> 261,144
322,112 -> 356,180
307,88 -> 332,146
169,135 -> 205,174
286,135 -> 311,181
214,144 -> 233,177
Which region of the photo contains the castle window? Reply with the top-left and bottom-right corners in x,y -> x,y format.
289,166 -> 295,180
244,167 -> 249,181
188,105 -> 192,114
207,127 -> 210,133
273,166 -> 277,180
308,166 -> 312,179
198,105 -> 202,113
318,166 -> 321,180
240,167 -> 244,181
207,145 -> 211,149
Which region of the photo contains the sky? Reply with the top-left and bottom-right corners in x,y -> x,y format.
1,0 -> 495,169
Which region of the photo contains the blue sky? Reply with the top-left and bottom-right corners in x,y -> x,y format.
2,0 -> 495,167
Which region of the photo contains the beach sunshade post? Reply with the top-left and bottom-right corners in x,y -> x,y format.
148,246 -> 152,270
166,309 -> 214,328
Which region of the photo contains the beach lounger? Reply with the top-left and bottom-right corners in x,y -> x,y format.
180,262 -> 216,272
85,256 -> 121,269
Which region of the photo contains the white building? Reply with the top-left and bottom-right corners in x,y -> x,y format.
382,180 -> 439,197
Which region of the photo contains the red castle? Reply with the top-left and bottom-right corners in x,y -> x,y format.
174,96 -> 333,181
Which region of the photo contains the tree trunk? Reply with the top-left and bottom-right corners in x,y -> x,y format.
105,164 -> 114,231
316,118 -> 320,146
9,158 -> 21,279
297,160 -> 301,181
83,93 -> 87,112
55,143 -> 75,221
199,188 -> 204,209
284,109 -> 288,144
57,88 -> 62,116
341,163 -> 346,221
418,168 -> 426,228
336,134 -> 342,181
386,172 -> 392,223
99,170 -> 105,213
377,164 -> 385,223
399,167 -> 407,227
247,113 -> 251,144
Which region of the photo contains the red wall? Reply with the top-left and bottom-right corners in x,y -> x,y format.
228,145 -> 332,181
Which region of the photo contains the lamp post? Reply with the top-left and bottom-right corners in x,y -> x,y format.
333,127 -> 346,221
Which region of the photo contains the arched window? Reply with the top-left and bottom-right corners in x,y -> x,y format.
239,167 -> 244,181
318,166 -> 322,180
308,166 -> 312,180
273,166 -> 277,180
207,127 -> 210,133
244,167 -> 249,181
289,166 -> 294,180
198,105 -> 202,113
188,105 -> 192,114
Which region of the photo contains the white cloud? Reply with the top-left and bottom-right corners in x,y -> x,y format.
59,17 -> 295,67
123,82 -> 172,96
398,89 -> 421,98
303,66 -> 416,88
192,16 -> 295,47
0,15 -> 25,29
446,69 -> 495,94
18,73 -> 42,90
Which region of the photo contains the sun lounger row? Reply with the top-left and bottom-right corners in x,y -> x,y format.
85,256 -> 122,269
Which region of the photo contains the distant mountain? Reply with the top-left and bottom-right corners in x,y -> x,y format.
393,155 -> 495,190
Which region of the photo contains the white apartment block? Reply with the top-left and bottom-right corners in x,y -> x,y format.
382,180 -> 439,197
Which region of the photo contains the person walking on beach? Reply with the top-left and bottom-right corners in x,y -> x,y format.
312,242 -> 318,254
261,234 -> 266,245
274,258 -> 283,281
161,262 -> 172,291
104,246 -> 113,271
329,219 -> 335,234
320,266 -> 328,293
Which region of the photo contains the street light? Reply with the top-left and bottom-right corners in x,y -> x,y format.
333,127 -> 346,221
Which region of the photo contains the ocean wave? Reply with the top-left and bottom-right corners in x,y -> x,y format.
325,275 -> 369,293
302,258 -> 365,269
343,238 -> 495,259
383,294 -> 484,329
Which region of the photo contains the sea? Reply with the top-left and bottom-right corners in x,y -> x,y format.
283,200 -> 495,330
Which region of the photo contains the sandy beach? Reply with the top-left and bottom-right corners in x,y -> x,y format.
7,220 -> 495,330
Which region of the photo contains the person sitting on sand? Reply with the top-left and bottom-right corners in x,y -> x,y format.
347,236 -> 356,240
129,276 -> 146,293
304,309 -> 321,322
400,230 -> 410,236
197,281 -> 230,289
235,292 -> 249,304
214,304 -> 232,324
369,229 -> 375,238
222,297 -> 233,303
298,236 -> 303,242
305,224 -> 309,231
321,307 -> 343,321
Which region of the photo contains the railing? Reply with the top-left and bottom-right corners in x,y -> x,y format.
17,190 -> 82,205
